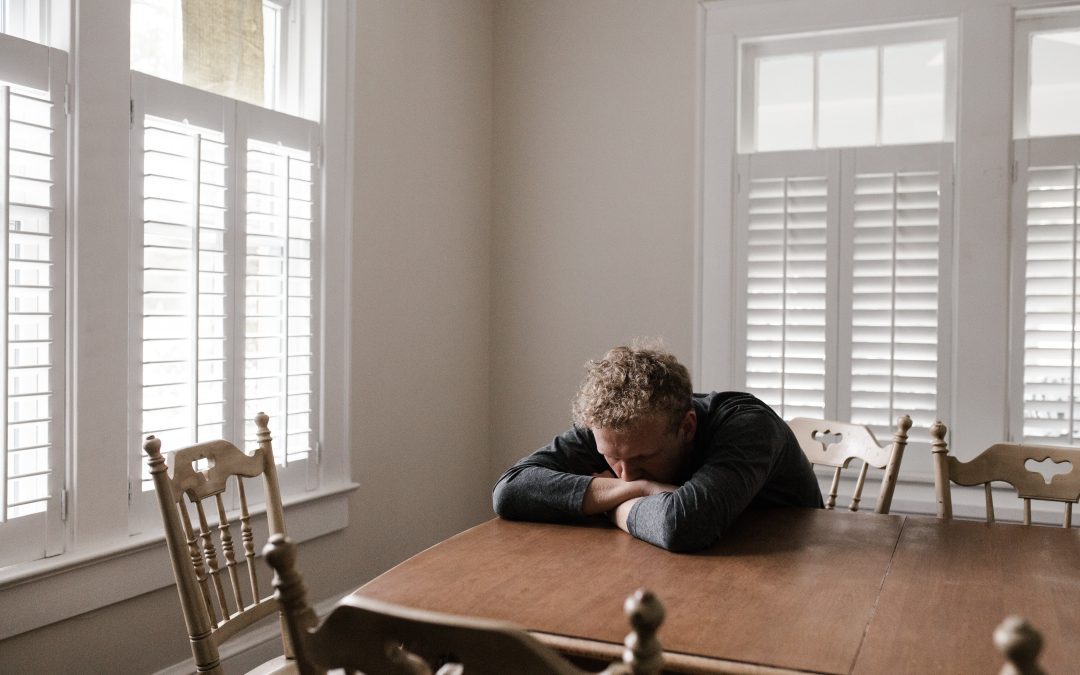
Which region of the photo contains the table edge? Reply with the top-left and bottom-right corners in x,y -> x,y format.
531,631 -> 823,675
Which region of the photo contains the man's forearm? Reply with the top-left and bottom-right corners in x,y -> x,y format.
581,476 -> 647,515
610,497 -> 640,532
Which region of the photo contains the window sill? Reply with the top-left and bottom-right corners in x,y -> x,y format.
0,481 -> 357,641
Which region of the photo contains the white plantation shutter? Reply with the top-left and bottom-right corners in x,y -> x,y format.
843,146 -> 952,441
737,152 -> 836,419
131,76 -> 320,527
132,76 -> 231,504
239,105 -> 318,483
736,146 -> 951,433
0,38 -> 66,567
1013,138 -> 1080,443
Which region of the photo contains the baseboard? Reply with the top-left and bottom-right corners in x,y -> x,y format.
155,593 -> 347,675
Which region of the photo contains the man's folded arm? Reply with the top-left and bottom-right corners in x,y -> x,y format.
627,425 -> 778,552
492,465 -> 594,522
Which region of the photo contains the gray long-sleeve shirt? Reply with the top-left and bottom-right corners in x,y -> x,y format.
492,392 -> 823,552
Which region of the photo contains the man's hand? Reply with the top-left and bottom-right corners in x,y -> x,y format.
581,471 -> 678,516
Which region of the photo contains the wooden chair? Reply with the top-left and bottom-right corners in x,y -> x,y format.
929,420 -> 1080,526
263,534 -> 666,675
144,412 -> 292,674
788,415 -> 912,514
995,615 -> 1046,675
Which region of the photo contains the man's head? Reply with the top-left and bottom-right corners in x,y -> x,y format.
571,343 -> 696,484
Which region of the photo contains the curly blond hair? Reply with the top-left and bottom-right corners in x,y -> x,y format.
571,342 -> 692,432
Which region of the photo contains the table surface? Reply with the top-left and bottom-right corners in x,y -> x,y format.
355,509 -> 1080,674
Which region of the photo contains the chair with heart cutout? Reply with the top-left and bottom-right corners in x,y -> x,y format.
929,420 -> 1080,526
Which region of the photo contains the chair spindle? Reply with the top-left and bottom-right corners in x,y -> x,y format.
985,483 -> 995,524
180,499 -> 219,627
196,499 -> 231,620
849,461 -> 869,512
237,478 -> 260,602
826,467 -> 841,510
215,491 -> 245,611
1065,502 -> 1073,529
1023,498 -> 1031,526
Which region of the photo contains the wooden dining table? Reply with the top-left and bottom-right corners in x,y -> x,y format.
354,508 -> 1080,674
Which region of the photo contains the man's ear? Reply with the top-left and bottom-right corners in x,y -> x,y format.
680,409 -> 697,441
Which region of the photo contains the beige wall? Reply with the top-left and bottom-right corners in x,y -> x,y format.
490,0 -> 700,476
349,0 -> 495,573
0,0 -> 495,670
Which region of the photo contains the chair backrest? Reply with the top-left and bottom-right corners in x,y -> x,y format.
788,415 -> 912,514
263,535 -> 666,675
929,420 -> 1080,527
143,412 -> 289,675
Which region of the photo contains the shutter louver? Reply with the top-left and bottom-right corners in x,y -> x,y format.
1022,164 -> 1079,441
746,175 -> 828,419
244,138 -> 314,465
850,170 -> 940,439
3,82 -> 59,520
140,114 -> 229,485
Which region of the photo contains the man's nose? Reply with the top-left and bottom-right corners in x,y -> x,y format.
617,462 -> 640,481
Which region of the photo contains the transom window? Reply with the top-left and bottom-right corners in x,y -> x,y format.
741,23 -> 955,152
131,0 -> 317,118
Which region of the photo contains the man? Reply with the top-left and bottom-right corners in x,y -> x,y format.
492,343 -> 823,552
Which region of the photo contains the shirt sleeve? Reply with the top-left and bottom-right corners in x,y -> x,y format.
626,410 -> 787,552
492,426 -> 608,523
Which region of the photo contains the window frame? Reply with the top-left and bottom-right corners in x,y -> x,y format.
0,0 -> 355,639
702,0 -> 1024,510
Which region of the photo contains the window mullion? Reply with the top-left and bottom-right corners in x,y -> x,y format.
889,171 -> 898,423
780,178 -> 788,417
281,151 -> 291,465
230,108 -> 245,451
190,132 -> 202,438
0,86 -> 8,524
1072,166 -> 1079,443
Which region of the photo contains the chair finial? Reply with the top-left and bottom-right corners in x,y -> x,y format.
622,588 -> 664,674
994,615 -> 1046,675
255,411 -> 270,432
930,420 -> 948,444
143,434 -> 162,458
897,415 -> 913,434
264,533 -> 296,575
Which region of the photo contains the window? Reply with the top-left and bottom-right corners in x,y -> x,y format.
1,1 -> 351,638
1012,10 -> 1080,443
131,0 -> 318,118
741,24 -> 954,153
128,1 -> 321,531
0,22 -> 65,568
724,22 -> 957,442
0,0 -> 48,44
